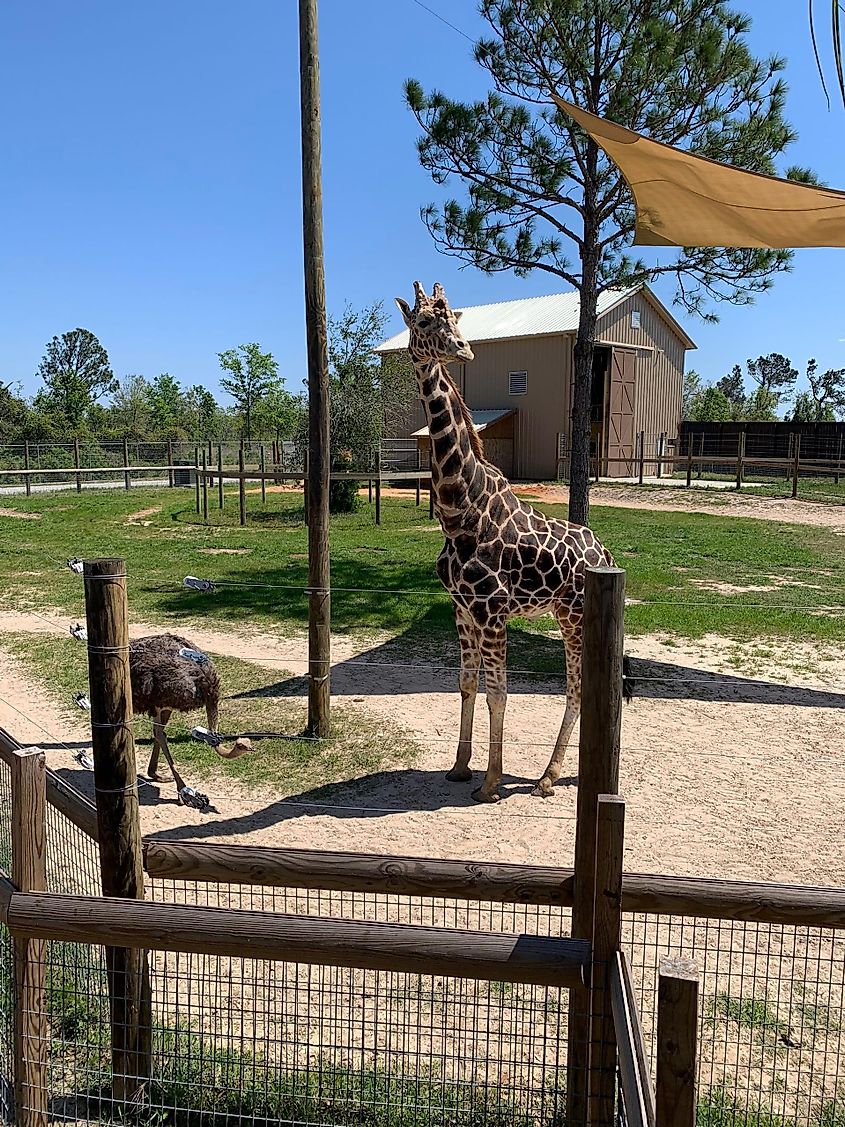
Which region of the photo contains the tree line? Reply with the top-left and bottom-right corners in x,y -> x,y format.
0,304 -> 414,468
685,354 -> 845,422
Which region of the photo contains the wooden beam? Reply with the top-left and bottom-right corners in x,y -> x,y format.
300,0 -> 332,739
141,838 -> 845,926
11,747 -> 48,1127
656,958 -> 698,1127
142,841 -> 575,903
83,558 -> 151,1104
6,891 -> 590,988
611,952 -> 656,1127
568,567 -> 625,1127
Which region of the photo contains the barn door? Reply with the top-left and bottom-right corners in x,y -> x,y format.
607,349 -> 636,477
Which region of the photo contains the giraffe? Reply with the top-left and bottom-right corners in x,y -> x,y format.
395,280 -> 631,803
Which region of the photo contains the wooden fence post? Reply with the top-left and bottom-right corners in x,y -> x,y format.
201,450 -> 208,521
656,432 -> 666,479
218,445 -> 224,510
590,794 -> 626,1127
260,444 -> 267,505
735,432 -> 745,491
566,566 -> 626,1127
416,447 -> 422,506
74,438 -> 82,494
638,431 -> 645,486
123,438 -> 131,491
375,443 -> 382,527
239,446 -> 246,527
836,433 -> 843,487
656,958 -> 699,1127
11,746 -> 48,1127
24,441 -> 31,498
792,434 -> 801,499
697,432 -> 704,480
167,439 -> 174,488
83,559 -> 151,1105
686,435 -> 693,488
194,446 -> 201,513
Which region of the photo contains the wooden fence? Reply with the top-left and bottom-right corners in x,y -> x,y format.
4,558 -> 845,1125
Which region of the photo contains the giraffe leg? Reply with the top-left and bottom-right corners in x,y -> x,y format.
147,709 -> 173,781
446,610 -> 480,782
534,629 -> 582,798
473,625 -> 507,804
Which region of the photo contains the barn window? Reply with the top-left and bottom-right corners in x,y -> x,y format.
509,371 -> 528,395
631,310 -> 641,329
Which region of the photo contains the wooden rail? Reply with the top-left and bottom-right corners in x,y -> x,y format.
612,951 -> 656,1127
143,840 -> 845,927
0,728 -> 99,841
4,890 -> 591,988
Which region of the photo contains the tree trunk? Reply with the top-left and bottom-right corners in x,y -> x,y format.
569,200 -> 600,527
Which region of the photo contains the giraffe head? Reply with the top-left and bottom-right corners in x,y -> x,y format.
395,281 -> 474,365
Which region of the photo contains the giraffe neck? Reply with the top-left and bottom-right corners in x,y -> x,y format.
415,358 -> 491,526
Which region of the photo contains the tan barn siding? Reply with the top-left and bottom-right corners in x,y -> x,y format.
597,293 -> 685,441
465,336 -> 568,479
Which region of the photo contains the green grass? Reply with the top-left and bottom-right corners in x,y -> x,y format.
708,993 -> 794,1047
1,485 -> 845,653
3,631 -> 418,794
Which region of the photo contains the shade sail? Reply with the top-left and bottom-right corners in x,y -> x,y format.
553,97 -> 845,249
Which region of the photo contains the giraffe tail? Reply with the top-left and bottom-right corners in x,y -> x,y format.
622,655 -> 635,703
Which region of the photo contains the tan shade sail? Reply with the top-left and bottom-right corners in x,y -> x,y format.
553,97 -> 845,249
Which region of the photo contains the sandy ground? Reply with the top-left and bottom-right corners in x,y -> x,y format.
1,608 -> 843,888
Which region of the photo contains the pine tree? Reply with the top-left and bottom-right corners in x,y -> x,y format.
406,1 -> 807,524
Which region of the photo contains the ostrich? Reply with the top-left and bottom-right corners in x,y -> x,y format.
129,633 -> 252,805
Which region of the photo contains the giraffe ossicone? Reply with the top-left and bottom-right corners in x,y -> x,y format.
397,280 -> 628,802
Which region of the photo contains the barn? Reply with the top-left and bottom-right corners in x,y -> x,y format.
375,283 -> 696,480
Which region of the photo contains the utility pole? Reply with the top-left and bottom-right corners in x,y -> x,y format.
300,0 -> 331,737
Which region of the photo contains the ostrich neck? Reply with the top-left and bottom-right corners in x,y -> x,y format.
415,358 -> 490,527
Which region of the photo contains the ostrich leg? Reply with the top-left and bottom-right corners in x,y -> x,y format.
472,624 -> 508,804
150,710 -> 190,801
147,708 -> 173,781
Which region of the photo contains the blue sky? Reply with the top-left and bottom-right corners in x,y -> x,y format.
1,0 -> 843,409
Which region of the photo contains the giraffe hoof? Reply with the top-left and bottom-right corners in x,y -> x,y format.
149,770 -> 173,783
471,787 -> 501,804
532,779 -> 555,798
446,767 -> 473,782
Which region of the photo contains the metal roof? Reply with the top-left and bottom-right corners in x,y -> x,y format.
412,408 -> 516,437
375,286 -> 638,352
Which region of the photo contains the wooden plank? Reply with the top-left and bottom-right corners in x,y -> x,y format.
611,954 -> 655,1127
0,873 -> 13,922
567,568 -> 625,1127
142,839 -> 845,926
590,796 -> 626,1127
656,958 -> 698,1127
0,727 -> 99,840
83,558 -> 151,1103
11,747 -> 48,1127
6,891 -> 591,988
143,841 -> 575,903
46,772 -> 99,841
238,446 -> 246,526
620,950 -> 656,1127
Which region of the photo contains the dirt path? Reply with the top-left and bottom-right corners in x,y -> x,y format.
1,610 -> 843,887
515,482 -> 845,532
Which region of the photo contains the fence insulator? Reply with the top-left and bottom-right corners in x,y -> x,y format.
183,575 -> 215,593
191,726 -> 223,748
67,557 -> 84,574
179,785 -> 211,812
179,647 -> 210,665
70,622 -> 88,642
74,750 -> 94,770
73,692 -> 91,711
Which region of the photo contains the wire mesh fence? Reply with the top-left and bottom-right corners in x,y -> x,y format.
4,766 -> 845,1126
